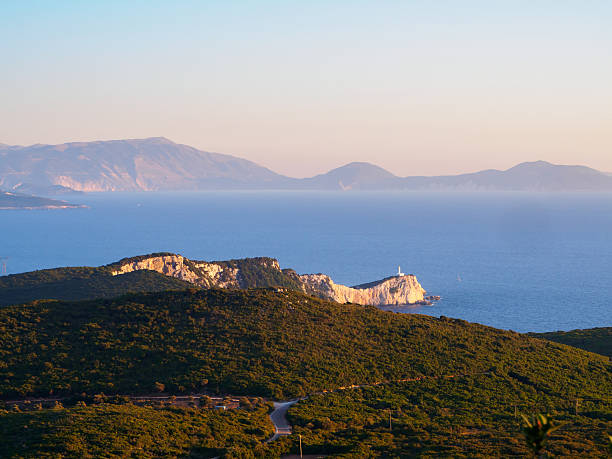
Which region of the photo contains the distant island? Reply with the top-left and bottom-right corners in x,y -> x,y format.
2,137 -> 612,194
0,190 -> 85,210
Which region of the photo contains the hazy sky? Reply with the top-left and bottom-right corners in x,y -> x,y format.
1,1 -> 611,177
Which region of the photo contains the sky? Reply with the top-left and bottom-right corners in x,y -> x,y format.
1,1 -> 611,177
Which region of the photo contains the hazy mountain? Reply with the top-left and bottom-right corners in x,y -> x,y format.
294,160 -> 612,191
0,137 -> 288,193
403,160 -> 612,191
299,162 -> 404,190
1,137 -> 611,192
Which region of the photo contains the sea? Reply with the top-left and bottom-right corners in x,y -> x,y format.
2,191 -> 611,333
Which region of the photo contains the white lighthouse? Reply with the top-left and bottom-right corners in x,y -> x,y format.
397,266 -> 404,277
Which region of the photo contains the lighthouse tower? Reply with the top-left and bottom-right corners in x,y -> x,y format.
397,266 -> 405,277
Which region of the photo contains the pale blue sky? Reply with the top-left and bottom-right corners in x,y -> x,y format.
1,1 -> 611,176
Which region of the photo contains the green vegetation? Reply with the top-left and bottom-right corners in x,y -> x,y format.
0,289 -> 609,403
0,254 -> 306,307
108,253 -> 305,291
0,403 -> 274,458
0,286 -> 610,457
285,374 -> 611,457
530,327 -> 612,358
211,257 -> 304,290
0,267 -> 194,306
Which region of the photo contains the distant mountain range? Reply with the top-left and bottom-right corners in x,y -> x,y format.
1,137 -> 611,194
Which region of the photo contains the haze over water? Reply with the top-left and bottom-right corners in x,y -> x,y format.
3,191 -> 611,333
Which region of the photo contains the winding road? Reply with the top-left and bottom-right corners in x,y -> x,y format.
4,371 -> 491,445
267,399 -> 301,442
265,371 -> 492,442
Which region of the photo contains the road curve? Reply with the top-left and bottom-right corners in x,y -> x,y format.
267,399 -> 301,442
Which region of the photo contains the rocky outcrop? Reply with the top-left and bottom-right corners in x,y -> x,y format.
299,273 -> 426,305
109,254 -> 240,288
111,254 -> 209,285
109,253 -> 429,306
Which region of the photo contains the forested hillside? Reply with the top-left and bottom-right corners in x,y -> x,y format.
0,403 -> 274,458
286,374 -> 611,457
0,289 -> 609,401
0,267 -> 194,306
0,288 -> 610,457
530,327 -> 612,358
0,254 -> 303,306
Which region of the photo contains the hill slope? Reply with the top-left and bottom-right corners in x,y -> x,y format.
0,266 -> 195,306
530,327 -> 612,358
0,289 -> 608,400
289,373 -> 611,457
0,404 -> 274,458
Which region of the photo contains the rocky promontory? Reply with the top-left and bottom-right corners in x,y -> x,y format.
299,273 -> 426,305
109,253 -> 429,306
0,190 -> 86,210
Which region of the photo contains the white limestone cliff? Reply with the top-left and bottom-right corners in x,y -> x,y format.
109,253 -> 428,306
299,273 -> 426,305
110,254 -> 240,288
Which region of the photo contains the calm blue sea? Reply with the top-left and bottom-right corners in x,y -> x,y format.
2,191 -> 611,333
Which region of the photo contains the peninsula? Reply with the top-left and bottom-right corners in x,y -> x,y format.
0,190 -> 85,210
110,253 -> 429,306
0,253 -> 430,307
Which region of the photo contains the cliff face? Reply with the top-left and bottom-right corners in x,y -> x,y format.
109,254 -> 240,288
109,253 -> 427,306
299,273 -> 426,305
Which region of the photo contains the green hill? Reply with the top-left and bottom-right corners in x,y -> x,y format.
0,289 -> 609,401
0,267 -> 195,306
0,254 -> 305,307
530,327 -> 612,358
286,374 -> 611,457
0,403 -> 274,458
0,288 -> 610,457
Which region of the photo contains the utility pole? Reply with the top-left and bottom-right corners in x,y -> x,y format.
575,398 -> 580,415
299,434 -> 302,458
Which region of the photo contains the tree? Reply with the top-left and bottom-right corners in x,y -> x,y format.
521,414 -> 563,457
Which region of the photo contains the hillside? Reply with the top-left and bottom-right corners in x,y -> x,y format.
2,137 -> 612,192
0,404 -> 274,458
530,327 -> 612,358
0,289 -> 610,457
287,374 -> 611,457
0,266 -> 195,306
0,289 -> 609,401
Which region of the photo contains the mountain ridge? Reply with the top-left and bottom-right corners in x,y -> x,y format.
2,137 -> 611,193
